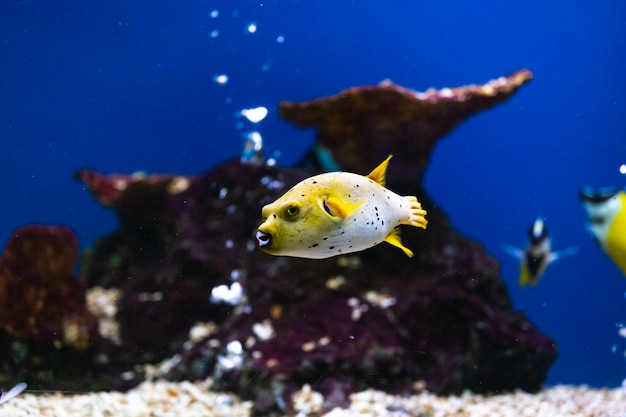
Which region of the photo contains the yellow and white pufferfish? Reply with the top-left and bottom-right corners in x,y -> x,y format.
256,155 -> 427,259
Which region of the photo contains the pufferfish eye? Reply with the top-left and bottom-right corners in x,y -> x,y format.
283,204 -> 301,219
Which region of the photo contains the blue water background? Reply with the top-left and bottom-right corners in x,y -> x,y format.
1,0 -> 625,388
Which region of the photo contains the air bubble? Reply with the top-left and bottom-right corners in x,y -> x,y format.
241,107 -> 268,123
213,74 -> 228,85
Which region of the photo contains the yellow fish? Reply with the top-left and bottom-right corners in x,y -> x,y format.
502,217 -> 576,287
256,155 -> 427,259
580,187 -> 626,276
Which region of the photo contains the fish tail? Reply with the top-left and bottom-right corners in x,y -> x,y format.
403,196 -> 427,229
518,263 -> 532,287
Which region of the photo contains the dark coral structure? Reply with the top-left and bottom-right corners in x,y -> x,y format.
0,225 -> 97,350
0,225 -> 103,390
76,70 -> 556,412
1,69 -> 556,413
280,69 -> 533,182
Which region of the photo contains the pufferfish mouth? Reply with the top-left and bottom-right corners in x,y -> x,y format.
256,230 -> 272,248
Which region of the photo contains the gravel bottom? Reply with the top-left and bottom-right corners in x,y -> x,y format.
1,380 -> 624,417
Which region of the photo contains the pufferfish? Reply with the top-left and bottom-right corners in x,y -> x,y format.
256,155 -> 427,259
502,217 -> 576,286
580,186 -> 626,276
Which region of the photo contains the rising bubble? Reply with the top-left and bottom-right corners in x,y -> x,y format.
213,74 -> 228,85
241,107 -> 268,123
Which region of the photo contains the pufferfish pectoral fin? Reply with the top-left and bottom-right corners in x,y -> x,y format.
323,178 -> 364,219
383,227 -> 414,258
366,154 -> 393,187
324,195 -> 363,219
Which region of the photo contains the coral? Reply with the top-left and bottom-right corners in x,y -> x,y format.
0,225 -> 97,350
79,160 -> 556,413
3,69 -> 553,413
77,161 -> 301,364
280,69 -> 533,184
74,169 -> 194,231
0,224 -> 171,394
0,225 -> 117,392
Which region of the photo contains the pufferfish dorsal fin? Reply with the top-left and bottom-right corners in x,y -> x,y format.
323,178 -> 364,219
366,155 -> 393,187
383,227 -> 414,257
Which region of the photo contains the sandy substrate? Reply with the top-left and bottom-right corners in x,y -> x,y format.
0,380 -> 624,417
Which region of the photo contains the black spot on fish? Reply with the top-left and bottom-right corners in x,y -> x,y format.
312,180 -> 318,184
382,220 -> 385,226
375,207 -> 378,211
340,231 -> 345,235
312,243 -> 319,247
323,237 -> 328,240
329,246 -> 335,250
301,194 -> 305,197
272,214 -> 277,218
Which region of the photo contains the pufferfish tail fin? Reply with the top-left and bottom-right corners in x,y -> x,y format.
403,196 -> 428,229
384,227 -> 414,258
385,196 -> 428,258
